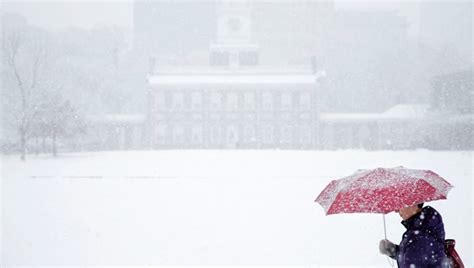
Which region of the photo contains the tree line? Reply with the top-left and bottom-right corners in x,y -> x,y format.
1,13 -> 140,160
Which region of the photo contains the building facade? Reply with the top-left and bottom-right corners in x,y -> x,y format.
147,67 -> 321,149
145,0 -> 323,149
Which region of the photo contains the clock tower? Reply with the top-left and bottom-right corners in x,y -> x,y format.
210,0 -> 259,68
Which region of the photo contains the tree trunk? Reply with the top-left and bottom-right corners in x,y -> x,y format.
20,134 -> 26,161
35,136 -> 39,155
42,136 -> 46,153
52,131 -> 57,157
19,125 -> 26,161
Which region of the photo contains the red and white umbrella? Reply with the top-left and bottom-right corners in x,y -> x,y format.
315,166 -> 453,237
315,166 -> 452,215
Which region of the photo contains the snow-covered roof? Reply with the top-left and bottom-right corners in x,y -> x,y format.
148,66 -> 324,86
150,65 -> 316,75
88,114 -> 146,125
320,104 -> 429,123
148,74 -> 318,85
382,104 -> 429,119
209,42 -> 259,50
320,113 -> 384,123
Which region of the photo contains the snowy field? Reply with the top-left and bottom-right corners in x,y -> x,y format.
1,150 -> 473,267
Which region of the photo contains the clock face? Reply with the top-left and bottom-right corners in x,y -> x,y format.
228,18 -> 241,32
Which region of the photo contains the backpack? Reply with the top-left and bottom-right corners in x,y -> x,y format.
445,239 -> 464,268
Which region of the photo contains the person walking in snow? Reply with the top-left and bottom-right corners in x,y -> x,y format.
379,203 -> 450,267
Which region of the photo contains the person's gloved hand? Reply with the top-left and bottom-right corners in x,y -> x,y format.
379,239 -> 398,258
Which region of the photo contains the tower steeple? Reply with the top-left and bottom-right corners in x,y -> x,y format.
210,0 -> 259,68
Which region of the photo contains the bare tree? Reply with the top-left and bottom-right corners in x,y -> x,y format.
1,14 -> 50,160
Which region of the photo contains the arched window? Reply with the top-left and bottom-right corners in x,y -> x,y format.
281,92 -> 292,110
226,92 -> 239,110
262,92 -> 273,110
210,92 -> 223,110
191,92 -> 202,110
243,92 -> 255,109
173,92 -> 184,110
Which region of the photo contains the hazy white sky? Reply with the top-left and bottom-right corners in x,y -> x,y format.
2,0 -> 420,35
2,1 -> 134,30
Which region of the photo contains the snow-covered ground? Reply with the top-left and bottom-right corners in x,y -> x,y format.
1,150 -> 472,267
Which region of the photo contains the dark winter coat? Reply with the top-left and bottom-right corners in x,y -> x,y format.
394,206 -> 449,268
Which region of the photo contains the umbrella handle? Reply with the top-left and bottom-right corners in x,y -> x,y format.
383,214 -> 395,267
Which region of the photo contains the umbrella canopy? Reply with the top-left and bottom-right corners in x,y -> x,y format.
315,166 -> 453,215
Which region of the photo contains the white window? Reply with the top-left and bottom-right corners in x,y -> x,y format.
155,124 -> 167,144
173,92 -> 184,110
191,92 -> 202,109
191,126 -> 203,144
226,125 -> 239,144
210,92 -> 222,110
281,126 -> 292,143
281,92 -> 292,110
172,126 -> 185,144
243,125 -> 255,142
262,125 -> 274,143
155,91 -> 166,110
226,92 -> 239,110
243,92 -> 255,109
299,92 -> 311,109
210,125 -> 222,144
262,92 -> 273,110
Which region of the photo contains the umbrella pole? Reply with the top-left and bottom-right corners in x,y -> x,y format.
382,214 -> 395,267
